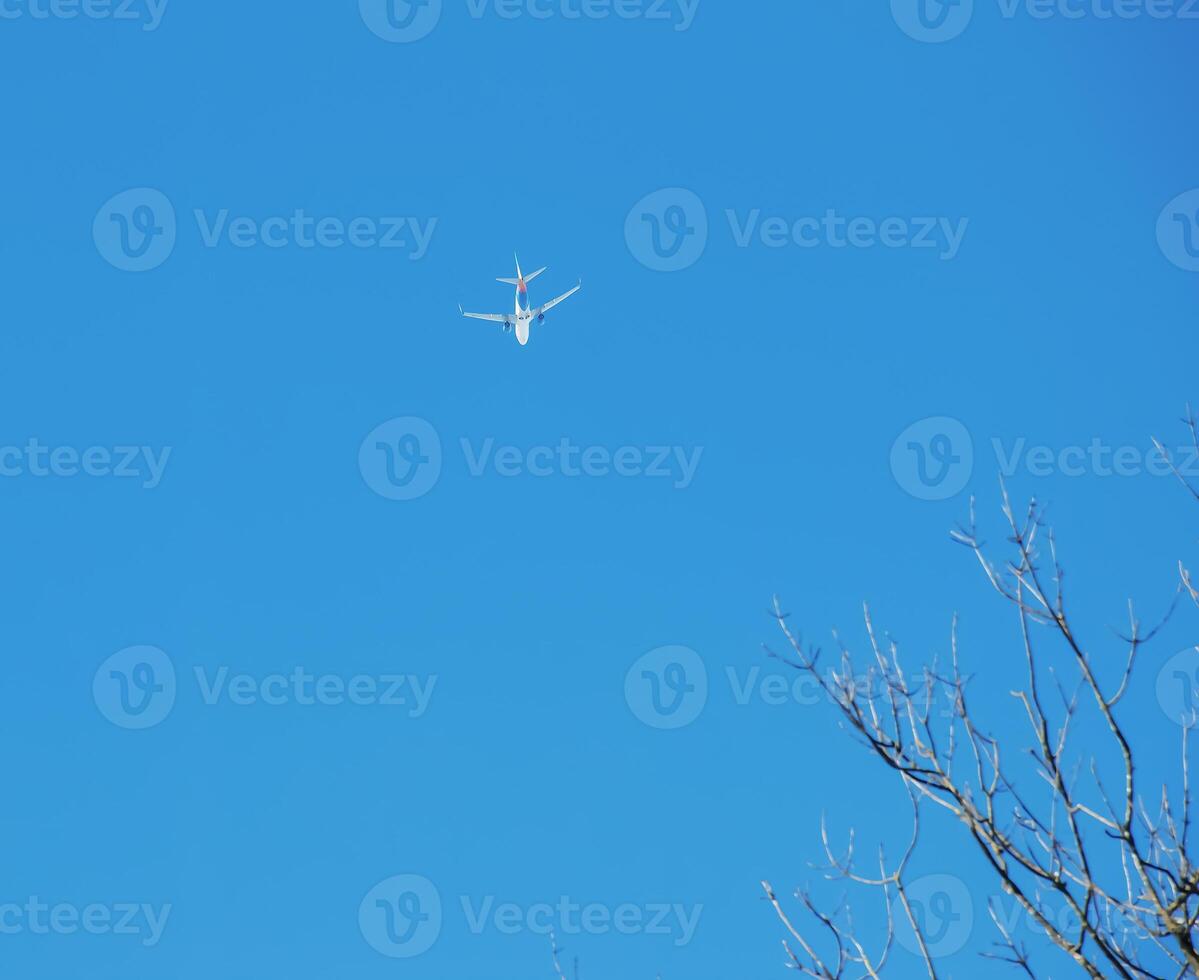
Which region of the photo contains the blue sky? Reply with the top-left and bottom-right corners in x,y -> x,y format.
1,1 -> 1197,977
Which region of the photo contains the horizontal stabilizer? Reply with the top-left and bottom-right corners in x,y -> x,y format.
497,266 -> 546,286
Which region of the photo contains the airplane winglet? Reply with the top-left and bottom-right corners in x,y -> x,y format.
458,304 -> 464,315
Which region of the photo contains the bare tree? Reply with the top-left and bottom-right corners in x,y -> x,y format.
549,930 -> 575,980
763,409 -> 1199,978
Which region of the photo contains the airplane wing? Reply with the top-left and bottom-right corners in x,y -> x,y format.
459,305 -> 509,324
534,281 -> 581,317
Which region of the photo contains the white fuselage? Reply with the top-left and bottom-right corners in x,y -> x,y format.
513,278 -> 534,346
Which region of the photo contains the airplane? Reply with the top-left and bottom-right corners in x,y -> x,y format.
459,255 -> 581,346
